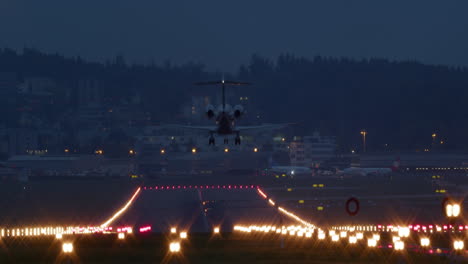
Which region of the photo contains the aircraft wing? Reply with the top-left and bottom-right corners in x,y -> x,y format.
160,124 -> 217,132
235,123 -> 292,131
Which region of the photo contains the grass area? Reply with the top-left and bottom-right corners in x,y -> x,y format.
0,233 -> 460,263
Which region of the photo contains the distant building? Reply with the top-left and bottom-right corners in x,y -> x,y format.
289,132 -> 337,167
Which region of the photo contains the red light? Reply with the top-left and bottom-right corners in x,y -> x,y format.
206,185 -> 209,189
195,186 -> 198,189
166,186 -> 170,189
459,226 -> 464,230
183,186 -> 186,189
149,187 -> 153,190
240,185 -> 243,189
428,225 -> 433,229
228,185 -> 231,189
251,185 -> 254,188
223,185 -> 226,189
443,225 -> 448,230
234,185 -> 237,189
155,186 -> 159,190
161,186 -> 165,190
172,186 -> 175,189
144,187 -> 147,190
189,185 -> 192,188
217,185 -> 220,189
178,185 -> 181,189
388,245 -> 393,248
200,186 -> 204,189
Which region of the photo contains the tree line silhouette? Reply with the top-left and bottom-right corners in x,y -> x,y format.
1,48 -> 467,152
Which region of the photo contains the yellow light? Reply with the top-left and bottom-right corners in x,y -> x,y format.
317,206 -> 324,211
129,149 -> 135,155
100,187 -> 141,228
62,242 -> 73,253
287,188 -> 292,192
253,147 -> 258,152
192,148 -> 197,153
64,149 -> 69,153
224,148 -> 229,153
298,200 -> 304,204
180,231 -> 187,239
118,233 -> 125,240
213,227 -> 220,234
169,242 -> 181,253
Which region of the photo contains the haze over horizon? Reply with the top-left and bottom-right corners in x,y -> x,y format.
1,0 -> 467,72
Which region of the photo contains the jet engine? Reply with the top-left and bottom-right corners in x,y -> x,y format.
206,104 -> 215,119
233,105 -> 244,119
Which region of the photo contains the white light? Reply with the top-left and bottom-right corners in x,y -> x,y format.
213,227 -> 220,234
420,237 -> 430,247
180,231 -> 187,239
373,234 -> 380,241
454,240 -> 464,250
393,236 -> 401,243
340,231 -> 347,238
62,242 -> 73,253
118,233 -> 125,240
349,236 -> 357,244
318,233 -> 326,240
394,241 -> 405,251
331,234 -> 340,242
171,227 -> 177,234
398,227 -> 410,238
446,204 -> 453,217
367,238 -> 377,247
452,204 -> 461,217
356,232 -> 364,240
169,242 -> 181,253
55,233 -> 63,240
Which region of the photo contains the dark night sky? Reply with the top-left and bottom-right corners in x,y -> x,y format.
1,0 -> 467,71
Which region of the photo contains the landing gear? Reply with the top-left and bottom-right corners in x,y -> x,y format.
209,136 -> 215,145
224,138 -> 229,144
235,132 -> 241,145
